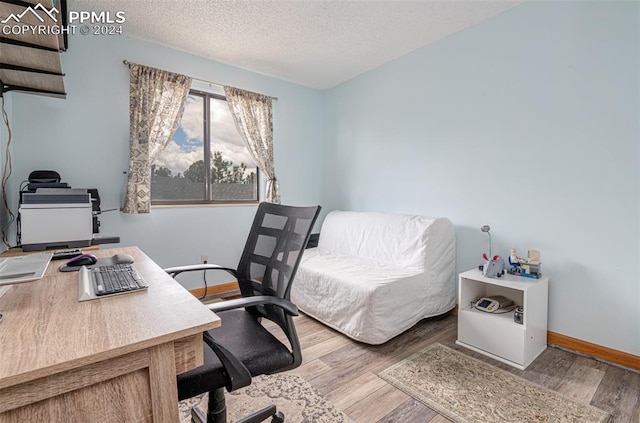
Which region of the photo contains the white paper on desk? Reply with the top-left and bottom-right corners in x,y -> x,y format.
0,253 -> 53,286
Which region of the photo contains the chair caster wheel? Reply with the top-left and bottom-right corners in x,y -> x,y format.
271,411 -> 284,423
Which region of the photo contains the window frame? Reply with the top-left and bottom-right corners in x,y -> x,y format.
150,89 -> 260,207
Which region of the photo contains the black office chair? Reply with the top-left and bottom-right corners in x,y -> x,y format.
165,202 -> 321,423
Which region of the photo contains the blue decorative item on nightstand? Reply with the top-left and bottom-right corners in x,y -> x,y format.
507,248 -> 542,278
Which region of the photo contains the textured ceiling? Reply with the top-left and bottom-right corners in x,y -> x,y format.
72,0 -> 524,89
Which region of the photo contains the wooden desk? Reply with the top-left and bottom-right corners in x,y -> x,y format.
0,247 -> 219,422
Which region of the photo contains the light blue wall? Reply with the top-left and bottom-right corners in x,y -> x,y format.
8,33 -> 324,287
323,1 -> 639,355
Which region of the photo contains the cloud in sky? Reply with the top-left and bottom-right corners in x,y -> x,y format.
154,94 -> 256,175
209,98 -> 254,165
178,95 -> 204,143
154,141 -> 203,175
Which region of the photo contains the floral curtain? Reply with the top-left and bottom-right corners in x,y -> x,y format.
224,86 -> 280,204
122,64 -> 192,214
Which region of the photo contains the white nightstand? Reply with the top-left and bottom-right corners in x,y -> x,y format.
456,268 -> 549,370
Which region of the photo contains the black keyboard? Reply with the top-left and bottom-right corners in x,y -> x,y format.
92,264 -> 148,296
51,248 -> 83,260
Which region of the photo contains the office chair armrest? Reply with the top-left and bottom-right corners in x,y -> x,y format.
202,331 -> 251,392
207,296 -> 299,316
163,264 -> 238,278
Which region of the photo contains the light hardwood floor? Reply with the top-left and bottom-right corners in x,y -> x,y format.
266,312 -> 640,423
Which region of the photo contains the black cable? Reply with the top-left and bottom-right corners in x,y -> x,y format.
199,259 -> 209,300
1,96 -> 15,248
16,179 -> 27,247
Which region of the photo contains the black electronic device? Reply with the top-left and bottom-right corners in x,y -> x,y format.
88,188 -> 101,233
28,170 -> 61,183
22,170 -> 69,200
51,248 -> 84,260
306,233 -> 320,249
67,254 -> 98,267
26,182 -> 69,190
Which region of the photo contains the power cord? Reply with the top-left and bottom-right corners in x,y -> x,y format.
199,258 -> 208,300
15,179 -> 28,246
1,96 -> 15,248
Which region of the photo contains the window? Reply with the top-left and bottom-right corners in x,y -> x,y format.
151,88 -> 259,204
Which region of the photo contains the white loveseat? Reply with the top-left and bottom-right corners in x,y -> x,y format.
290,210 -> 456,345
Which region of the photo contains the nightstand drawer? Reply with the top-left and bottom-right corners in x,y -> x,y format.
458,308 -> 525,365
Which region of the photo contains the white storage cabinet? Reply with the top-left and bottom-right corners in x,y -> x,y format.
456,269 -> 549,370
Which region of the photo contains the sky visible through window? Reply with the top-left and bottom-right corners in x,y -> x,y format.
154,94 -> 256,178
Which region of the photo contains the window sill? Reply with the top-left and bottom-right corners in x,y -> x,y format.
151,201 -> 260,209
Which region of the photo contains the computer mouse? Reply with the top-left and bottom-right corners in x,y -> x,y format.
67,253 -> 98,267
112,253 -> 134,264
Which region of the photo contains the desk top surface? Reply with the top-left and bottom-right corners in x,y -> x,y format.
0,246 -> 220,389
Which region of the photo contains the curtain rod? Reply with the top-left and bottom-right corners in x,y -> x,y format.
122,60 -> 278,101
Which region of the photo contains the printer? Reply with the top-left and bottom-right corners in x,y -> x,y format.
17,170 -> 118,251
19,188 -> 94,251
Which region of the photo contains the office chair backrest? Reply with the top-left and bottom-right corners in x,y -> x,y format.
236,203 -> 320,323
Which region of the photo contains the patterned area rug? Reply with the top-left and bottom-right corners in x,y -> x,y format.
379,343 -> 611,423
179,374 -> 350,423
